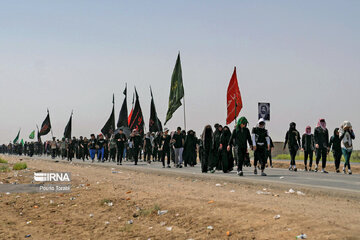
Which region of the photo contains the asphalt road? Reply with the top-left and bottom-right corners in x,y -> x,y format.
3,154 -> 360,196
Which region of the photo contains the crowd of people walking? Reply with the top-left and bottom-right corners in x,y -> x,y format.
0,118 -> 355,176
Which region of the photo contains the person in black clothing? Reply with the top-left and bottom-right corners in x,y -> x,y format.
155,131 -> 163,162
83,137 -> 89,160
160,128 -> 171,168
212,124 -> 223,172
227,117 -> 253,176
72,137 -> 79,159
314,119 -> 329,173
67,139 -> 75,161
252,118 -> 270,176
329,128 -> 342,173
97,134 -> 106,162
108,135 -> 117,162
88,134 -> 97,162
266,136 -> 274,168
219,126 -> 232,173
171,127 -> 185,168
78,136 -> 85,161
29,142 -> 34,157
144,132 -> 152,163
130,129 -> 142,165
151,132 -> 157,161
201,125 -> 213,173
283,122 -> 301,171
102,134 -> 109,161
183,130 -> 197,167
301,126 -> 315,171
115,129 -> 127,165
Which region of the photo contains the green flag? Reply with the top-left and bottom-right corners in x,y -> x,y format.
20,139 -> 24,145
29,130 -> 35,139
13,129 -> 20,144
165,53 -> 184,125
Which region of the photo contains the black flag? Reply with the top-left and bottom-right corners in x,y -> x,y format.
64,112 -> 73,139
129,88 -> 144,135
149,87 -> 163,132
117,84 -> 128,128
39,110 -> 51,136
101,94 -> 115,137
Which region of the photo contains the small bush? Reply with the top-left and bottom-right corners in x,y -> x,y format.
13,162 -> 27,170
100,199 -> 112,205
139,204 -> 161,216
0,158 -> 8,164
0,165 -> 10,172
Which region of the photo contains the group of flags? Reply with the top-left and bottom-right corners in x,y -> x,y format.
12,109 -> 52,144
12,53 -> 243,143
100,53 -> 185,138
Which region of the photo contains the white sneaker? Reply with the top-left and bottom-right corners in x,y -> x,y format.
348,169 -> 352,175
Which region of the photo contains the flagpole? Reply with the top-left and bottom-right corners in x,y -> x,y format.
183,94 -> 187,131
234,97 -> 237,126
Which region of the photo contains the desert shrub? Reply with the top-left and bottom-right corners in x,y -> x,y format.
0,165 -> 10,172
0,158 -> 8,164
13,162 -> 27,170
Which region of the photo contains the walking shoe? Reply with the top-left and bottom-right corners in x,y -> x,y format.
321,169 -> 328,173
309,167 -> 312,171
210,169 -> 215,173
294,167 -> 297,172
348,169 -> 352,175
167,165 -> 171,168
343,168 -> 346,174
288,166 -> 292,171
179,165 -> 183,168
254,168 -> 258,175
120,163 -> 122,165
315,166 -> 318,172
336,169 -> 340,173
270,165 -> 273,168
261,172 -> 267,176
304,166 -> 308,171
237,171 -> 243,176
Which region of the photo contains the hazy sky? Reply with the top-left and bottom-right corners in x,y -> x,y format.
0,0 -> 359,148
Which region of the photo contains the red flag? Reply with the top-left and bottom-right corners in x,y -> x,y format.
128,108 -> 133,126
226,67 -> 242,124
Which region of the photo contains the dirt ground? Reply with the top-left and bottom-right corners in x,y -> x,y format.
1,155 -> 360,240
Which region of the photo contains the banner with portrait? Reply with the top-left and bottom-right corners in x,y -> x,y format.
258,102 -> 270,121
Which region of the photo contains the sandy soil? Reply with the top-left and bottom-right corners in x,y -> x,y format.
0,155 -> 359,240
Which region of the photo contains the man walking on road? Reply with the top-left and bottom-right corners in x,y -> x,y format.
252,118 -> 270,176
227,117 -> 253,176
172,127 -> 185,168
